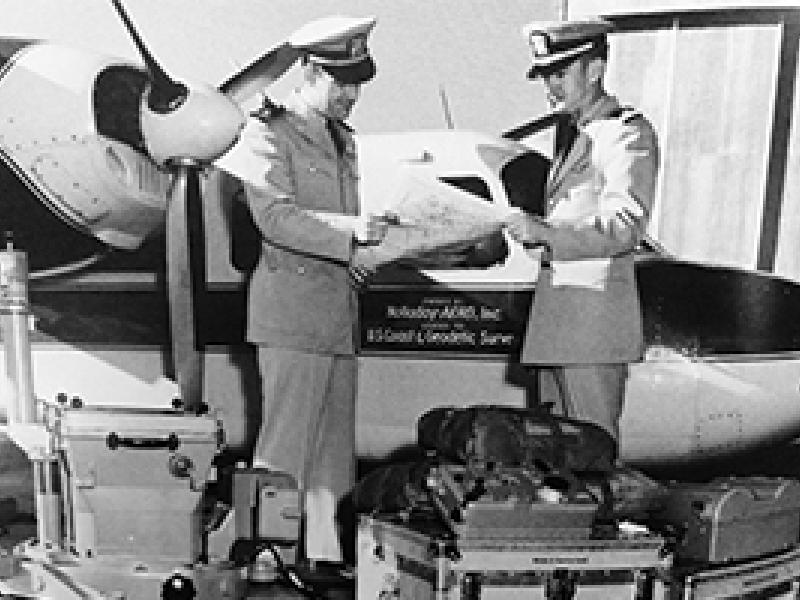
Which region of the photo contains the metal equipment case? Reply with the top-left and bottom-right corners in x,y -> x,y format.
53,405 -> 220,562
657,477 -> 800,564
678,544 -> 800,599
357,516 -> 672,599
424,463 -> 600,541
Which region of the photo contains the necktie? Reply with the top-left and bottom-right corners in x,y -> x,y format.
554,114 -> 578,162
547,114 -> 578,194
326,119 -> 346,156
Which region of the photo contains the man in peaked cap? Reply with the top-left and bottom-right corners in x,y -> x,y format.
239,15 -> 393,575
505,19 -> 660,459
525,19 -> 612,81
289,15 -> 377,86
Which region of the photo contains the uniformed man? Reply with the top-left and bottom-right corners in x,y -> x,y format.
505,19 -> 660,454
240,15 -> 391,573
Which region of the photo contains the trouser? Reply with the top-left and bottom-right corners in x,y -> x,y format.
254,347 -> 356,563
534,364 -> 629,442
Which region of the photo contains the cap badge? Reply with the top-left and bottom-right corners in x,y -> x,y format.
529,32 -> 550,57
348,35 -> 368,58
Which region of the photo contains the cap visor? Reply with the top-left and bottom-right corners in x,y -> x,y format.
321,56 -> 375,84
527,55 -> 579,79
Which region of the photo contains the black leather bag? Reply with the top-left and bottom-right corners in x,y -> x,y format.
351,460 -> 436,515
417,405 -> 616,473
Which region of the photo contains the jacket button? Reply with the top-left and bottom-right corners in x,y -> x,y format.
297,265 -> 305,275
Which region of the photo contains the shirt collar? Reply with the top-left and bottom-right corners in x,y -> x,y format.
575,92 -> 620,128
282,88 -> 353,157
284,89 -> 327,127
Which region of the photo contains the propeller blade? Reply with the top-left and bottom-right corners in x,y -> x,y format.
110,0 -> 188,113
501,112 -> 562,141
165,160 -> 206,412
220,42 -> 299,105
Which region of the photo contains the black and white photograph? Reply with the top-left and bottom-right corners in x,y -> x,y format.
1,0 -> 800,598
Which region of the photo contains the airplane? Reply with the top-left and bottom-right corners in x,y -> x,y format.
0,1 -> 799,478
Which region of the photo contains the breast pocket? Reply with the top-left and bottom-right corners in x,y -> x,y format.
295,153 -> 336,179
567,159 -> 603,208
293,154 -> 337,209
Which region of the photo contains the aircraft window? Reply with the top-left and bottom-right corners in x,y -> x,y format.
93,66 -> 149,153
437,176 -> 492,201
500,151 -> 550,217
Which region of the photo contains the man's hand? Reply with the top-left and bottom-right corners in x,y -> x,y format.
352,214 -> 390,246
504,209 -> 549,247
348,244 -> 396,285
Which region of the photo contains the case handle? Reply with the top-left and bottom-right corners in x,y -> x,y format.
106,431 -> 180,451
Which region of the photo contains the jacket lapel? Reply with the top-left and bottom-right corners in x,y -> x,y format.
284,92 -> 338,160
545,94 -> 621,200
546,132 -> 589,198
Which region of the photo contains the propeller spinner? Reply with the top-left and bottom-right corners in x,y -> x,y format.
110,0 -> 245,165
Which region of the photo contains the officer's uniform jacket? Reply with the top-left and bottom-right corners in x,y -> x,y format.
242,91 -> 359,355
521,93 -> 659,365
